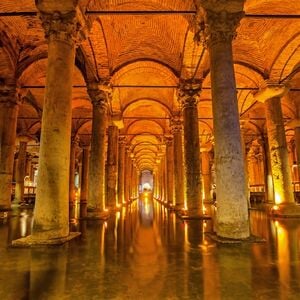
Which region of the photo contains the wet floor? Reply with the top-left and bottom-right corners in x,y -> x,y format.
1,193 -> 300,300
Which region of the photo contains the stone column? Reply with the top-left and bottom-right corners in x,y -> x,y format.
87,84 -> 109,214
125,148 -> 132,203
0,85 -> 18,211
80,145 -> 89,204
69,137 -> 78,206
14,141 -> 27,204
106,125 -> 119,209
201,5 -> 249,238
25,154 -> 33,179
171,118 -> 184,209
165,135 -> 175,206
118,136 -> 126,205
255,84 -> 297,213
178,79 -> 202,216
201,148 -> 212,203
15,9 -> 82,243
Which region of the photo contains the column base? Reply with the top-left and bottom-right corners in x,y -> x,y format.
207,233 -> 265,244
176,209 -> 211,220
11,232 -> 81,248
269,203 -> 300,218
0,206 -> 12,212
81,208 -> 110,220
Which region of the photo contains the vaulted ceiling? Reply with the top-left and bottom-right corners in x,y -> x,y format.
0,0 -> 299,171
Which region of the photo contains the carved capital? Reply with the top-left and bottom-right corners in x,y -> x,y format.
178,79 -> 201,109
88,88 -> 109,111
39,11 -> 82,45
197,9 -> 244,47
118,136 -> 127,145
254,83 -> 289,103
164,135 -> 173,147
0,81 -> 18,105
170,117 -> 183,134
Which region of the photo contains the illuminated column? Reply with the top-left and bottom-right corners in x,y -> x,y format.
171,118 -> 184,208
255,84 -> 294,206
14,141 -> 27,204
165,135 -> 174,206
14,8 -> 84,244
125,148 -> 132,203
287,120 -> 300,181
87,83 -> 109,214
118,136 -> 126,205
106,125 -> 119,209
178,79 -> 202,216
0,85 -> 18,212
202,5 -> 249,238
69,137 -> 78,206
201,147 -> 212,203
25,154 -> 33,179
80,145 -> 89,204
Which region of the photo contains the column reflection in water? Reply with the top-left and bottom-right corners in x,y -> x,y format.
127,192 -> 166,298
273,219 -> 300,298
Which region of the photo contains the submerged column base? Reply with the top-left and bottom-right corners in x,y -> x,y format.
83,207 -> 110,220
11,232 -> 81,247
270,203 -> 300,218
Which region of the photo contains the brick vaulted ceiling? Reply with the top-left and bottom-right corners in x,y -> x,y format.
0,0 -> 300,171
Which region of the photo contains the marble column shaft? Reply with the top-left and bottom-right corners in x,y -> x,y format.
179,84 -> 202,214
118,137 -> 126,205
15,141 -> 27,204
0,92 -> 18,211
80,146 -> 89,204
264,97 -> 294,204
204,8 -> 249,238
69,138 -> 77,205
88,89 -> 108,211
106,125 -> 119,208
201,150 -> 211,202
295,127 -> 300,181
33,11 -> 78,239
171,120 -> 184,208
165,137 -> 175,205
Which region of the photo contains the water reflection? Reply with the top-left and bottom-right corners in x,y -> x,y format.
1,198 -> 300,299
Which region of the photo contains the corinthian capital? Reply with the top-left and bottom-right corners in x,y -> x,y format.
203,9 -> 244,46
0,80 -> 18,105
39,11 -> 82,45
178,79 -> 201,108
88,80 -> 112,110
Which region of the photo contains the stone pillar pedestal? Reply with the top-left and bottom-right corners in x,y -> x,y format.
178,79 -> 202,217
255,85 -> 300,217
203,7 -> 249,238
14,141 -> 27,205
0,86 -> 18,212
106,125 -> 119,209
171,118 -> 184,209
12,10 -> 83,246
165,136 -> 174,207
118,136 -> 126,205
87,85 -> 109,218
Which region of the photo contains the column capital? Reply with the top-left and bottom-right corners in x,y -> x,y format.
39,10 -> 84,46
195,7 -> 244,46
254,83 -> 289,103
0,82 -> 18,105
71,135 -> 80,147
88,82 -> 111,111
286,119 -> 300,129
178,79 -> 201,108
164,135 -> 173,146
170,117 -> 183,133
118,135 -> 127,145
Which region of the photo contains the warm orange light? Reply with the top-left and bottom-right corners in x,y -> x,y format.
272,205 -> 279,211
275,192 -> 282,204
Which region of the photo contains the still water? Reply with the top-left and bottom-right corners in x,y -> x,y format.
0,193 -> 300,299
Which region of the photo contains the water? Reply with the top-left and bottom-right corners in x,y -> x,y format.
1,194 -> 300,299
